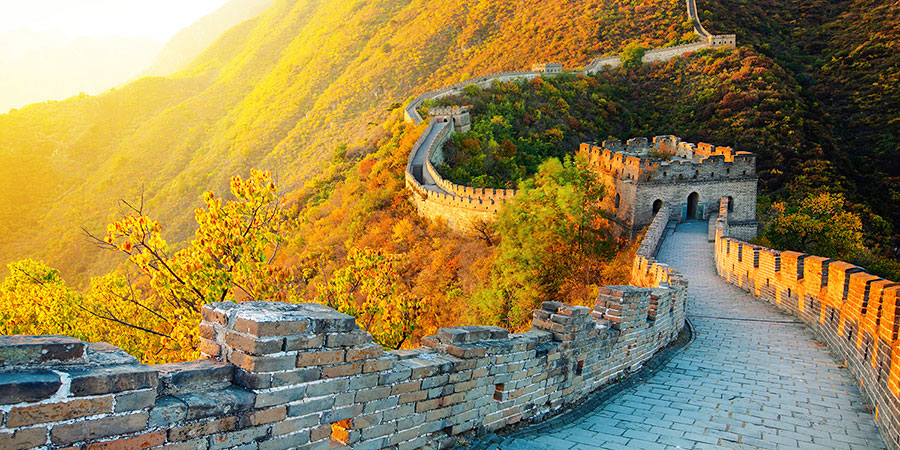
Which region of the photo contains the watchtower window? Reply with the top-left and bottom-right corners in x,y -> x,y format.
727,196 -> 734,212
726,168 -> 730,175
614,193 -> 621,209
710,172 -> 714,178
663,171 -> 667,177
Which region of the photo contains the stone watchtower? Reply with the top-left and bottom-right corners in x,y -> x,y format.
428,106 -> 471,134
579,135 -> 759,241
531,63 -> 564,74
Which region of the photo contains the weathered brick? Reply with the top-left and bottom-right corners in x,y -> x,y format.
363,357 -> 395,373
233,317 -> 310,338
259,430 -> 310,450
148,395 -> 187,428
0,427 -> 48,450
198,322 -> 216,340
114,389 -> 156,412
355,386 -> 392,403
322,404 -> 363,423
346,343 -> 383,362
7,395 -> 113,427
84,431 -> 166,450
0,369 -> 61,404
398,390 -> 427,404
234,368 -> 272,389
179,386 -> 255,420
248,406 -> 287,425
201,303 -> 234,326
225,331 -> 284,355
310,424 -> 332,442
198,339 -> 221,357
230,351 -> 296,372
66,365 -> 158,396
156,360 -> 233,395
149,438 -> 207,450
0,335 -> 85,366
51,413 -> 149,445
209,426 -> 268,450
325,332 -> 373,348
415,398 -> 441,413
287,396 -> 335,417
255,384 -> 306,408
322,362 -> 363,378
168,416 -> 238,442
296,349 -> 344,367
273,414 -> 318,435
271,367 -> 320,387
283,334 -> 324,351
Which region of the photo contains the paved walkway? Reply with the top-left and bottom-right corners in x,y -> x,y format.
503,222 -> 884,449
410,120 -> 448,190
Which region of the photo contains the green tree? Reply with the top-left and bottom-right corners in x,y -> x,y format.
621,44 -> 647,68
482,155 -> 613,329
765,193 -> 864,261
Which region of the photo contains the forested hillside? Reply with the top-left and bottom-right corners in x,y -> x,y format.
698,0 -> 900,265
0,0 -> 695,286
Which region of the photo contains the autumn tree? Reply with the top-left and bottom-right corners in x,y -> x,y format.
316,247 -> 425,349
478,156 -> 614,329
764,192 -> 864,261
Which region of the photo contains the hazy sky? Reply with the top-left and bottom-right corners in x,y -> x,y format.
0,0 -> 231,41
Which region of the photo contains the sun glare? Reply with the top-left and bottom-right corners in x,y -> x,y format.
0,0 -> 230,40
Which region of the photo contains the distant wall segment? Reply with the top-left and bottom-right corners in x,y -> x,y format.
402,0 -> 737,233
714,198 -> 900,449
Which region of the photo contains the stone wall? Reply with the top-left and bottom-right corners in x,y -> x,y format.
713,197 -> 900,449
0,216 -> 687,450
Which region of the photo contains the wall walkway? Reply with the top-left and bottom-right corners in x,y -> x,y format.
501,221 -> 886,449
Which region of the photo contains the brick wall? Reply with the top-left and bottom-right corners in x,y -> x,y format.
713,197 -> 900,449
0,217 -> 687,450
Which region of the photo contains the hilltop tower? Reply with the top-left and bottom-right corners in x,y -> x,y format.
579,136 -> 758,241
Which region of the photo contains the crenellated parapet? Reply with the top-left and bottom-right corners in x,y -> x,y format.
713,197 -> 900,447
0,204 -> 690,450
579,137 -> 756,184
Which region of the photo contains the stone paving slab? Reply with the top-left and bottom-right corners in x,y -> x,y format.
501,222 -> 885,449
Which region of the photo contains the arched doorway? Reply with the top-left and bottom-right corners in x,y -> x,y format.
687,192 -> 699,220
652,199 -> 663,216
728,196 -> 734,212
614,193 -> 621,209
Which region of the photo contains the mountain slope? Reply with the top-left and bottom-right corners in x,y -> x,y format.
0,0 -> 694,285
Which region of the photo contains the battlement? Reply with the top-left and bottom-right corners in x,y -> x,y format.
713,198 -> 900,447
0,213 -> 687,449
531,63 -> 564,74
579,136 -> 756,184
709,34 -> 737,48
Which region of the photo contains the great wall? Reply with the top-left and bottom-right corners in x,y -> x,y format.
1,0 -> 898,449
403,0 -> 736,233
